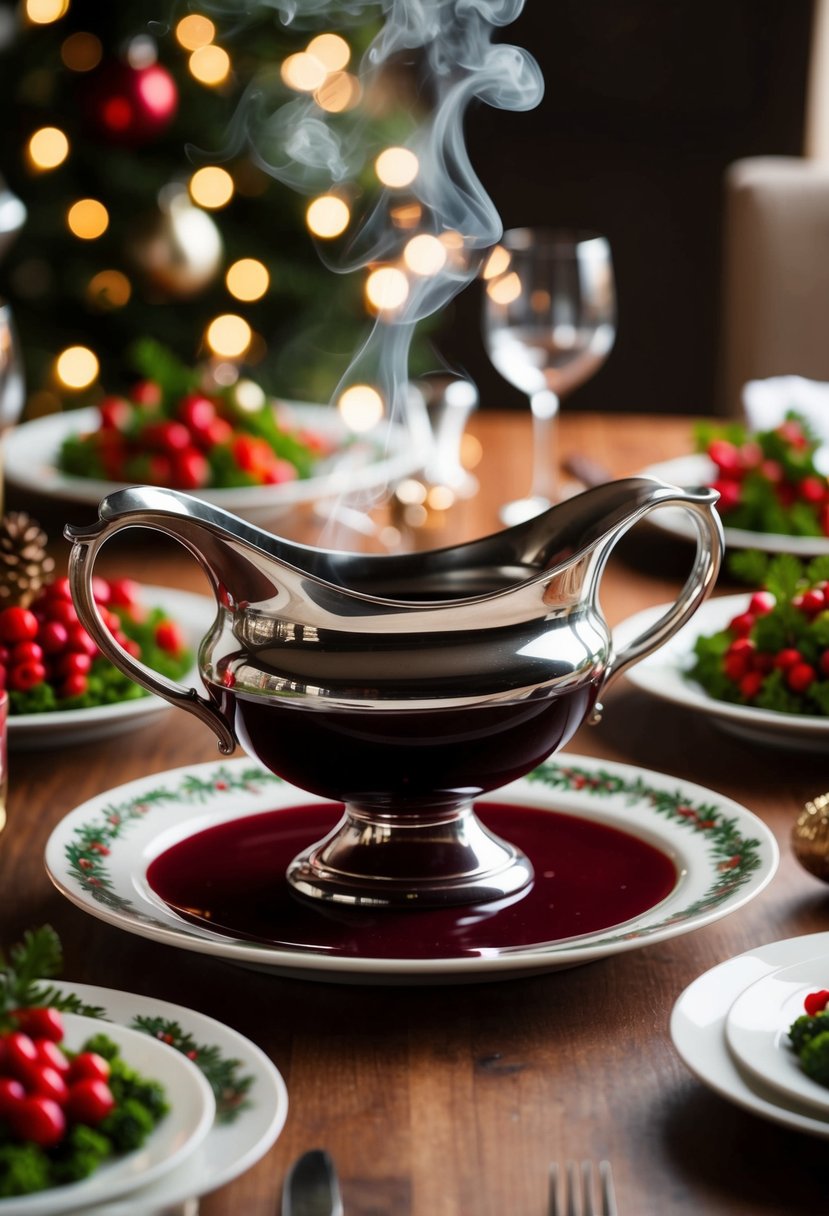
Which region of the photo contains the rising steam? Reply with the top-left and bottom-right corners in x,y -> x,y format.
210,0 -> 542,426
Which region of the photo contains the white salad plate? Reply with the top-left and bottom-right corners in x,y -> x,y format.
638,453 -> 829,556
4,404 -> 423,524
44,754 -> 777,985
614,593 -> 829,753
0,1012 -> 215,1216
725,956 -> 829,1116
671,932 -> 829,1139
40,982 -> 288,1215
8,587 -> 215,751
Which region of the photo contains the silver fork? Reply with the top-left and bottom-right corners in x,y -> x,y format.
548,1160 -> 618,1216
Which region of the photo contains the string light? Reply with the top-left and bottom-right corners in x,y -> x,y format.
281,52 -> 327,92
175,14 -> 215,50
403,234 -> 447,276
390,203 -> 422,229
189,166 -> 234,209
67,199 -> 109,240
365,266 -> 409,313
27,127 -> 69,171
486,271 -> 522,305
482,245 -> 510,279
189,44 -> 231,86
60,32 -> 102,71
306,33 -> 350,71
375,147 -> 419,189
206,314 -> 252,358
226,258 -> 270,301
87,270 -> 132,310
55,346 -> 99,389
337,384 -> 384,432
306,195 -> 350,239
25,0 -> 68,24
314,72 -> 361,113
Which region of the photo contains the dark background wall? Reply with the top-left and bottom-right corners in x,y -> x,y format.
438,0 -> 814,415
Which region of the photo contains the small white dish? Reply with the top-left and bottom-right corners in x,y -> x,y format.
4,404 -> 423,524
671,931 -> 829,1139
725,956 -> 829,1116
0,1012 -> 215,1216
39,982 -> 288,1215
615,594 -> 829,753
638,453 -> 829,556
8,587 -> 216,750
44,754 -> 778,984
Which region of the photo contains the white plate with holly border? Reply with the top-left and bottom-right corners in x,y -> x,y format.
638,454 -> 829,556
615,593 -> 829,752
9,586 -> 215,751
37,982 -> 288,1214
4,404 -> 424,524
43,755 -> 777,984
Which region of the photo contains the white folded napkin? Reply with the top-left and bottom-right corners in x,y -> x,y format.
742,375 -> 829,447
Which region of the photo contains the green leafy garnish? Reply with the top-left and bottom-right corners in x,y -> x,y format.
0,927 -> 105,1027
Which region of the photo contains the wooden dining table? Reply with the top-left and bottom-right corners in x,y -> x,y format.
4,408 -> 829,1216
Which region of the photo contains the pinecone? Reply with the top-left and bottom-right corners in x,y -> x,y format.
0,512 -> 56,608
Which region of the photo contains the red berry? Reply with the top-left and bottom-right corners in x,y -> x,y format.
774,648 -> 803,671
45,577 -> 72,602
5,1031 -> 38,1077
130,379 -> 162,407
38,620 -> 69,654
24,1064 -> 69,1105
155,619 -> 184,654
748,591 -> 776,616
724,651 -> 752,682
203,417 -> 233,448
800,589 -> 826,616
34,1040 -> 70,1075
45,600 -> 79,627
65,625 -> 97,658
708,439 -> 742,475
728,612 -> 755,638
800,476 -> 827,504
91,577 -> 111,605
8,660 -> 47,692
98,395 -> 133,431
711,479 -> 741,511
107,578 -> 139,608
11,641 -> 43,665
141,420 -> 191,453
68,1052 -> 110,1084
760,459 -> 784,483
66,1078 -> 115,1126
61,673 -> 89,699
0,1077 -> 25,1116
777,419 -> 808,449
805,989 -> 829,1015
171,447 -> 209,490
787,662 -> 817,693
739,671 -> 764,699
178,393 -> 217,434
263,459 -> 299,485
739,441 -> 763,469
11,1007 -> 64,1043
0,606 -> 39,644
10,1096 -> 66,1146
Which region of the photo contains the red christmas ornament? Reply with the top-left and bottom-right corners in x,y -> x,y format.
82,58 -> 178,146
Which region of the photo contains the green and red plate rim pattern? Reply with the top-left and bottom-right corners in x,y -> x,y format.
62,759 -> 765,948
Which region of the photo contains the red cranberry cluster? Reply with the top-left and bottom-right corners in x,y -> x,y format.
706,418 -> 829,533
0,576 -> 180,700
721,587 -> 829,700
0,1008 -> 114,1147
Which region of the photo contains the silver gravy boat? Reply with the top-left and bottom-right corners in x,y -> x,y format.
65,477 -> 722,909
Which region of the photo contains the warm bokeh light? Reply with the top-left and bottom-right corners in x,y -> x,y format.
189,166 -> 234,209
27,127 -> 69,170
337,384 -> 385,432
235,379 -> 266,410
486,271 -> 522,305
375,146 -> 419,189
226,258 -> 270,301
55,345 -> 99,389
206,314 -> 252,358
87,269 -> 132,310
403,234 -> 447,276
126,36 -> 157,69
482,244 -> 510,279
306,32 -> 350,71
427,484 -> 456,511
60,31 -> 102,71
314,71 -> 361,113
365,266 -> 409,313
390,203 -> 422,229
67,198 -> 109,239
26,0 -> 68,24
530,288 -> 551,313
281,52 -> 327,92
306,194 -> 350,239
189,44 -> 231,86
175,14 -> 215,50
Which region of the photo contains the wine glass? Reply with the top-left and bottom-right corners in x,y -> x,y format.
483,228 -> 616,525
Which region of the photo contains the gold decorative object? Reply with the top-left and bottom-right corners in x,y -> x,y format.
792,794 -> 829,882
0,511 -> 55,607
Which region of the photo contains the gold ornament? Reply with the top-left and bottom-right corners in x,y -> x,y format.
0,512 -> 55,607
129,186 -> 223,299
792,794 -> 829,882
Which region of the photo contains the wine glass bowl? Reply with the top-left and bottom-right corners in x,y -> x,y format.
483,228 -> 616,525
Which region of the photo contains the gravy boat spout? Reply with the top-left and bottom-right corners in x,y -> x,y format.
65,477 -> 722,909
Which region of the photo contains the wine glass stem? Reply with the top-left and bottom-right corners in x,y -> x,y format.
528,389 -> 560,503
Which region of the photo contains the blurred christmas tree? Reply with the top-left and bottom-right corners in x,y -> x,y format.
0,0 -> 434,415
